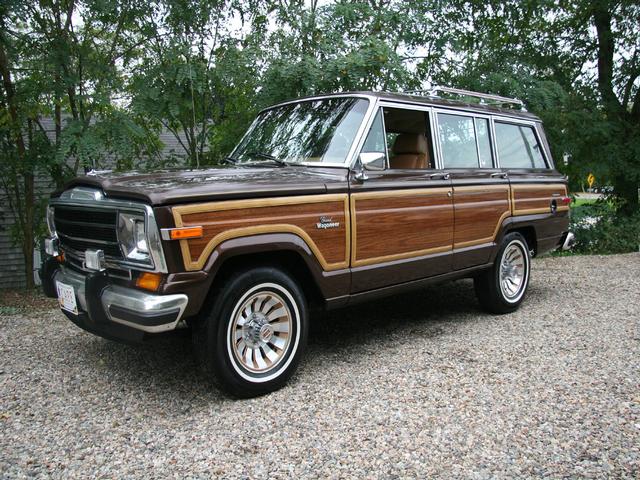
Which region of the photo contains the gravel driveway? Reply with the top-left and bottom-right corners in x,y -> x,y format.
1,254 -> 639,478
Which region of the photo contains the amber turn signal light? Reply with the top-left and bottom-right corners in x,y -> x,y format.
161,226 -> 204,240
136,272 -> 162,292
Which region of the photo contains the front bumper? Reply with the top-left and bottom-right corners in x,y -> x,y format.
41,258 -> 188,343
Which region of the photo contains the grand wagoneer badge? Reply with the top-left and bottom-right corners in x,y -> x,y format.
316,216 -> 340,229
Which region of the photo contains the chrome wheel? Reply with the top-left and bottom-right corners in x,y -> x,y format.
227,284 -> 295,377
499,240 -> 528,302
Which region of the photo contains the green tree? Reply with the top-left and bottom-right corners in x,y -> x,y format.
0,0 -> 161,288
258,0 -> 446,105
129,0 -> 264,167
2,0 -> 639,291
426,0 -> 640,214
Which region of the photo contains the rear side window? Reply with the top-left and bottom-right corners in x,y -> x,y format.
437,113 -> 494,168
495,122 -> 547,168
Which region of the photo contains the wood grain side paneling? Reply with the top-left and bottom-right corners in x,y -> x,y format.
351,188 -> 453,267
512,184 -> 569,215
453,185 -> 512,249
172,194 -> 350,271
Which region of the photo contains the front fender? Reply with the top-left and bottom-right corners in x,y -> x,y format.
161,232 -> 350,317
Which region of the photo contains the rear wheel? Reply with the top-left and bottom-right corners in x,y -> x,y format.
474,232 -> 531,314
196,266 -> 308,397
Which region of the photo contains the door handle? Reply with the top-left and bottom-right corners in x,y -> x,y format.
430,172 -> 450,180
491,172 -> 508,179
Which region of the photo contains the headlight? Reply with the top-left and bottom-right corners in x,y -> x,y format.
46,206 -> 56,236
117,212 -> 151,264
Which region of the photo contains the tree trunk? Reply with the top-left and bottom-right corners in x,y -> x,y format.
0,38 -> 25,158
614,175 -> 639,217
23,121 -> 35,289
0,34 -> 37,288
22,177 -> 35,289
592,3 -> 639,217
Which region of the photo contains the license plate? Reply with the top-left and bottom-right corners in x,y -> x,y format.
56,281 -> 78,315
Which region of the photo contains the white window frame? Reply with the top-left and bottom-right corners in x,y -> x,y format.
373,101 -> 436,170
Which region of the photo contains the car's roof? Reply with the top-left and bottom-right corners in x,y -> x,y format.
268,90 -> 541,121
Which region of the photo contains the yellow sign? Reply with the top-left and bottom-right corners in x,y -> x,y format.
587,173 -> 595,188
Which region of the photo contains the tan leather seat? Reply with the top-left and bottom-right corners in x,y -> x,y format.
390,134 -> 430,169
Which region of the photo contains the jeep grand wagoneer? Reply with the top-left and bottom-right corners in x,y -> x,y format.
42,88 -> 573,397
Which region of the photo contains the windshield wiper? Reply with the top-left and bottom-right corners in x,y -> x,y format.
228,152 -> 305,167
249,152 -> 288,166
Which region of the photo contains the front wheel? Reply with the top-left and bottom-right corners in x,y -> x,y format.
196,267 -> 308,398
474,232 -> 531,314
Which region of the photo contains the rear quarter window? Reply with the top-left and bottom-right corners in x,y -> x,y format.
495,122 -> 547,169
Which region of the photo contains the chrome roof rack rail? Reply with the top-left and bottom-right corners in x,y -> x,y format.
403,86 -> 526,110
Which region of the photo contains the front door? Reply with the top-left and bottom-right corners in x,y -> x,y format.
350,105 -> 454,293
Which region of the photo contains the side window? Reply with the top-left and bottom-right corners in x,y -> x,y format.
437,113 -> 494,169
383,107 -> 434,169
495,122 -> 547,168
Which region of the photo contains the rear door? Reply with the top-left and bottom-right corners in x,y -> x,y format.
433,109 -> 512,270
493,118 -> 569,247
349,103 -> 454,293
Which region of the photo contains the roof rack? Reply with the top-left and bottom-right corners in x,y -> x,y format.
404,86 -> 525,110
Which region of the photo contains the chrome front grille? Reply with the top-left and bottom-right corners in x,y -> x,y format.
64,254 -> 132,280
54,206 -> 123,260
49,187 -> 168,273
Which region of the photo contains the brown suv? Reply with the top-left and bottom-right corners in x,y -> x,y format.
41,88 -> 573,397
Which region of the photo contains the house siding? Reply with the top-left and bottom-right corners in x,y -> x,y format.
0,205 -> 27,289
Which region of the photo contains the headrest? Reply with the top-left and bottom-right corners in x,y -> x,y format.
393,134 -> 428,154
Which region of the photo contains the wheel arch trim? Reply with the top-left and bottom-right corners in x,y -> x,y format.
203,232 -> 330,277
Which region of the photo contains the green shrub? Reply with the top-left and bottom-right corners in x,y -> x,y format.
569,201 -> 640,254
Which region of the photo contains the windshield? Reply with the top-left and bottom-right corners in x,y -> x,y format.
232,97 -> 369,165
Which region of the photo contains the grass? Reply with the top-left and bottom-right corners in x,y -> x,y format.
572,197 -> 598,207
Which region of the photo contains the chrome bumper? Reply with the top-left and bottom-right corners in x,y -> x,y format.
561,232 -> 576,251
53,266 -> 188,334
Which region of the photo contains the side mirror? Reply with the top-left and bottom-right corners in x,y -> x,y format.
359,152 -> 386,171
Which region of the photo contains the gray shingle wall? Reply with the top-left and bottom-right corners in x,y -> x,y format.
0,174 -> 54,289
0,124 -> 189,290
0,205 -> 27,289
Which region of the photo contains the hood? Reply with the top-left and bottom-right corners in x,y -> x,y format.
58,166 -> 350,206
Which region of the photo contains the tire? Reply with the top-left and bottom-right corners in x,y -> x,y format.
474,232 -> 531,314
195,266 -> 308,398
